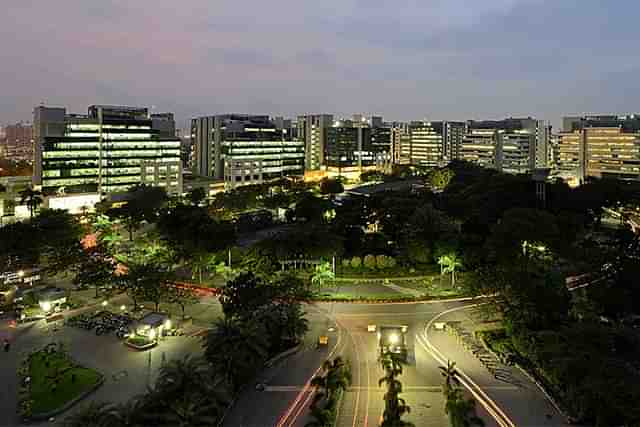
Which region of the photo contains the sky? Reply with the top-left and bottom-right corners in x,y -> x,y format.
2,0 -> 640,129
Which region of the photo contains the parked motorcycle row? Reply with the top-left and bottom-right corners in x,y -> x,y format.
65,310 -> 134,338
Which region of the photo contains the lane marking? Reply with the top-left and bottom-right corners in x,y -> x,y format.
417,304 -> 516,427
276,319 -> 343,427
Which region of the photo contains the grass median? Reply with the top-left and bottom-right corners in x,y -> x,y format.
28,350 -> 102,415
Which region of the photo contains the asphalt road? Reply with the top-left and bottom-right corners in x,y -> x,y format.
230,299 -> 570,427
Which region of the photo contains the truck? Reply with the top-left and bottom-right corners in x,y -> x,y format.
377,325 -> 409,360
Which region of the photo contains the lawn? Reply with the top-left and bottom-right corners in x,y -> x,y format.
336,264 -> 439,278
28,350 -> 102,415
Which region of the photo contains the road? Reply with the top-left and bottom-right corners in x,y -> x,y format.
229,300 -> 570,427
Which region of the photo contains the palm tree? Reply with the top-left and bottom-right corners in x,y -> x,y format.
439,253 -> 463,287
307,357 -> 351,427
19,187 -> 43,218
444,388 -> 485,427
311,261 -> 335,288
439,360 -> 461,397
203,317 -> 269,392
144,355 -> 229,427
378,352 -> 414,427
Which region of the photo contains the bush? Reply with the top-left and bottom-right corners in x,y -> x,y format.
375,255 -> 387,269
363,254 -> 376,270
350,256 -> 362,269
341,259 -> 351,268
387,257 -> 397,268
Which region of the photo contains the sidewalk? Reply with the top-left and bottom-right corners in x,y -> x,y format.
425,308 -> 569,427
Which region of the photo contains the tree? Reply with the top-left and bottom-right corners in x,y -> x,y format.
307,357 -> 352,427
293,194 -> 333,223
440,361 -> 484,427
166,286 -> 199,319
73,244 -> 118,298
438,253 -> 463,286
444,388 -> 485,427
363,254 -> 376,270
311,262 -> 335,287
429,167 -> 455,191
203,317 -> 269,392
486,208 -> 560,263
350,256 -> 362,269
219,271 -> 269,318
121,261 -> 173,312
319,178 -> 344,196
19,187 -> 43,218
157,204 -> 235,283
439,360 -> 461,397
0,221 -> 40,271
379,352 -> 414,427
146,355 -> 229,426
108,185 -> 167,240
186,187 -> 206,206
32,209 -> 83,275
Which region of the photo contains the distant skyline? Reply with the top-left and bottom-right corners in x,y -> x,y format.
2,0 -> 640,129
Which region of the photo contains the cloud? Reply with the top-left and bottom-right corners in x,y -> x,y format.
1,0 -> 640,127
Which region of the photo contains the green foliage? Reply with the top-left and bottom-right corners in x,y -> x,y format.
203,317 -> 269,392
428,167 -> 455,191
120,260 -> 175,311
73,244 -> 118,298
307,357 -> 351,427
294,193 -> 333,223
19,187 -> 43,218
350,256 -> 362,269
319,178 -> 344,195
379,352 -> 414,427
107,185 -> 167,240
311,262 -> 335,287
363,254 -> 376,270
186,187 -> 207,206
157,204 -> 236,277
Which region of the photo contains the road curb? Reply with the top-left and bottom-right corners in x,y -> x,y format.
312,295 -> 485,305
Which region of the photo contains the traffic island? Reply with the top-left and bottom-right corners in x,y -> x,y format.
125,335 -> 157,350
18,343 -> 103,421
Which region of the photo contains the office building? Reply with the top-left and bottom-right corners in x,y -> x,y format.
398,121 -> 465,167
33,105 -> 182,196
557,115 -> 640,182
0,123 -> 33,163
151,113 -> 176,138
460,118 -> 546,174
461,128 -> 500,170
324,118 -> 391,176
191,114 -> 304,189
297,114 -> 333,170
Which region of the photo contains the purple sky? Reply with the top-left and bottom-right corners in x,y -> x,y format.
2,0 -> 640,128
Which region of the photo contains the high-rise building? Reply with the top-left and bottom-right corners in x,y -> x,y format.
557,114 -> 640,182
0,123 -> 34,163
398,121 -> 465,167
461,128 -> 500,170
191,114 -> 304,188
390,122 -> 410,165
297,114 -> 333,170
461,118 -> 545,174
151,113 -> 176,138
33,105 -> 182,196
324,118 -> 391,175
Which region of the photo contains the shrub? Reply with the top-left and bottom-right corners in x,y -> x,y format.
387,257 -> 397,268
350,256 -> 362,269
363,254 -> 376,270
341,259 -> 351,268
375,255 -> 387,269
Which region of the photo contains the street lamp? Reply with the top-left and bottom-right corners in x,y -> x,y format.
120,305 -> 126,311
102,300 -> 108,307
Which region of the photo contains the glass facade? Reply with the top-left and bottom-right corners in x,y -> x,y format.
38,106 -> 181,195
